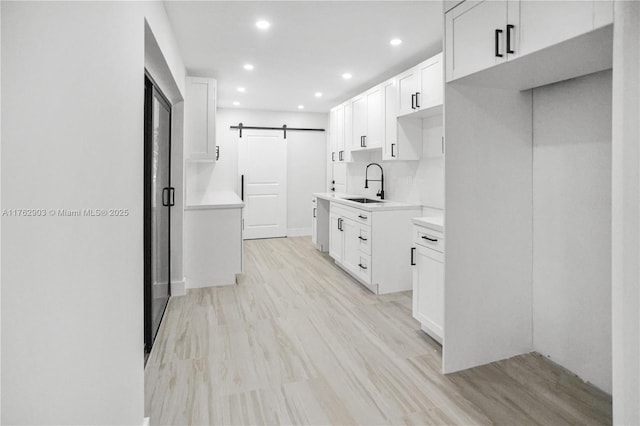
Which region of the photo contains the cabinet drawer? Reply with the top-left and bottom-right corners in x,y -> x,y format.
331,203 -> 371,227
354,253 -> 372,285
344,206 -> 371,226
357,225 -> 371,255
414,226 -> 444,252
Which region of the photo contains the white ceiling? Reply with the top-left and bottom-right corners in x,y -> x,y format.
163,1 -> 443,113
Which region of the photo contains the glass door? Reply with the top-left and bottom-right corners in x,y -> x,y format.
144,74 -> 172,359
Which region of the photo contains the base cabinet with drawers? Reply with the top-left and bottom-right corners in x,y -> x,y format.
412,221 -> 445,343
328,201 -> 420,294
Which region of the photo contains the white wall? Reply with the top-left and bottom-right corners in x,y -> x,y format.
612,1 -> 640,423
1,2 -> 185,424
1,2 -> 3,419
346,114 -> 444,210
532,70 -> 612,393
187,108 -> 327,236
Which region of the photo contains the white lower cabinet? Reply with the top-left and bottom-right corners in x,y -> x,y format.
329,201 -> 420,294
312,197 -> 330,252
412,224 -> 445,343
342,219 -> 365,275
184,204 -> 243,288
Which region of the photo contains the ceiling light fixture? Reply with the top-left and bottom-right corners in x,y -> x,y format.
342,73 -> 352,80
315,92 -> 323,98
237,87 -> 246,93
233,101 -> 240,106
255,20 -> 271,30
298,105 -> 304,109
390,38 -> 402,46
243,64 -> 254,71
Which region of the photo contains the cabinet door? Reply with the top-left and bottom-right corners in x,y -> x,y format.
365,86 -> 383,148
333,162 -> 346,188
311,199 -> 318,246
413,246 -> 444,341
352,95 -> 368,149
335,105 -> 345,161
515,1 -> 596,59
342,218 -> 361,274
383,79 -> 398,160
343,101 -> 353,161
329,213 -> 343,261
185,77 -> 217,160
445,0 -> 508,82
397,69 -> 418,116
329,108 -> 339,162
418,53 -> 443,111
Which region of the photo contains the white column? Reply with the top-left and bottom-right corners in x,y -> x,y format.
612,1 -> 640,423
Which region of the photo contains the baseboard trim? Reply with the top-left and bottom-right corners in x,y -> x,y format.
287,227 -> 311,237
171,279 -> 186,297
185,274 -> 237,289
143,417 -> 150,426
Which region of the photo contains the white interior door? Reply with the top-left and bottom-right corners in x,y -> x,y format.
239,130 -> 287,239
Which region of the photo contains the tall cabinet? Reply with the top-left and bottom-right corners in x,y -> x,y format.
184,77 -> 217,161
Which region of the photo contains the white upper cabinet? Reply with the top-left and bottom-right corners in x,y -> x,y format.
517,1 -> 593,57
445,0 -> 508,82
418,53 -> 444,111
329,104 -> 350,162
327,52 -> 442,161
397,68 -> 418,117
350,85 -> 383,151
343,101 -> 353,161
351,94 -> 367,150
347,84 -> 385,152
383,78 -> 399,159
329,108 -> 337,163
397,54 -> 443,117
445,0 -> 614,82
185,77 -> 217,161
383,78 -> 422,161
365,85 -> 383,148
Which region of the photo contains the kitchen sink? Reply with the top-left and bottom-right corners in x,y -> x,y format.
344,197 -> 385,204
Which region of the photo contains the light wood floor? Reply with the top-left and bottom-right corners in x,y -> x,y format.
145,236 -> 611,425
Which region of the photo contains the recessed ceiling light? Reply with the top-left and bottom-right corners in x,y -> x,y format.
237,87 -> 246,93
298,105 -> 304,110
233,101 -> 240,106
315,92 -> 323,98
390,38 -> 402,46
243,64 -> 254,71
255,20 -> 271,30
342,73 -> 352,80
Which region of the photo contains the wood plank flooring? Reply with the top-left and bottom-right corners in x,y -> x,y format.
145,236 -> 611,425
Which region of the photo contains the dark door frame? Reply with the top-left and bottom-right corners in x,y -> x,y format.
144,71 -> 172,359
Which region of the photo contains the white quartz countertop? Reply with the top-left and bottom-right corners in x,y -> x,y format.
412,216 -> 444,233
314,192 -> 421,212
185,191 -> 245,210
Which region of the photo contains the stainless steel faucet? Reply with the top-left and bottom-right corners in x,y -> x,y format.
364,163 -> 384,200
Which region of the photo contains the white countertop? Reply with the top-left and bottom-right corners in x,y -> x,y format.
412,216 -> 444,233
185,191 -> 245,210
314,192 -> 421,212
